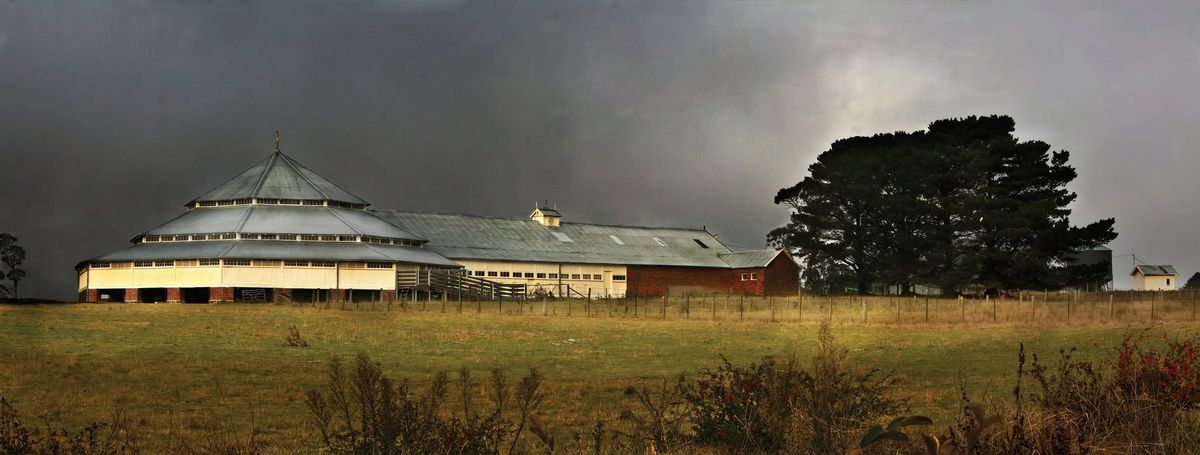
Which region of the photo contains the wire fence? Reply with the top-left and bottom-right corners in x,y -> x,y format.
300,289 -> 1200,326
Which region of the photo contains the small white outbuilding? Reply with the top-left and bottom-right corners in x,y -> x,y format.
1131,265 -> 1177,291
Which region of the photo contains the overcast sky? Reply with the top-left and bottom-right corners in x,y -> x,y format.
2,0 -> 1198,299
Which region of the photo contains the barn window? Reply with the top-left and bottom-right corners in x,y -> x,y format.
154,260 -> 174,267
279,234 -> 297,240
652,237 -> 668,247
221,233 -> 236,239
693,239 -> 709,248
134,261 -> 154,268
367,262 -> 393,269
487,271 -> 498,277
609,235 -> 625,245
536,273 -> 546,278
338,235 -> 356,242
524,273 -> 534,278
174,235 -> 189,241
613,275 -> 626,281
199,259 -> 220,266
279,199 -> 301,205
301,234 -> 319,241
320,235 -> 337,241
253,260 -> 281,267
224,259 -> 251,266
741,273 -> 749,281
302,199 -> 324,206
260,234 -> 278,240
91,262 -> 111,268
144,235 -> 159,242
311,261 -> 335,267
549,273 -> 558,279
284,260 -> 309,267
241,234 -> 260,240
474,271 -> 485,277
750,273 -> 758,281
500,272 -> 510,277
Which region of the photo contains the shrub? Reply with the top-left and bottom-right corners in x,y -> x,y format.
284,325 -> 309,348
0,396 -> 139,455
304,353 -> 553,454
686,324 -> 904,454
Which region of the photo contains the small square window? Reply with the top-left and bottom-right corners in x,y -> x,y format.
500,272 -> 510,277
487,271 -> 498,277
536,273 -> 546,278
571,274 -> 581,280
548,273 -> 558,279
750,273 -> 758,281
524,273 -> 534,278
474,271 -> 485,277
741,273 -> 749,281
613,275 -> 626,281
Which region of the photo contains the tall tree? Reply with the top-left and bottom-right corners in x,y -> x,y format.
0,234 -> 26,299
771,115 -> 1116,295
1185,272 -> 1200,289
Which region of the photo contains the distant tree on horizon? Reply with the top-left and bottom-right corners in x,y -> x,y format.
1185,272 -> 1200,289
0,233 -> 27,299
769,115 -> 1116,295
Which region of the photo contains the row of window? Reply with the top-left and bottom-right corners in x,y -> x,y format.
140,233 -> 420,246
468,270 -> 626,281
91,260 -> 387,269
740,272 -> 758,281
192,199 -> 366,209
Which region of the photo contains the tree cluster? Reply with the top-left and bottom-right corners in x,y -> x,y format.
769,115 -> 1116,296
0,233 -> 26,299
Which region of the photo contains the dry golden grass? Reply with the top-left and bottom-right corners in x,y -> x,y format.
1,300 -> 1198,452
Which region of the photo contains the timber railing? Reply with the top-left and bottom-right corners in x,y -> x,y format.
397,268 -> 526,300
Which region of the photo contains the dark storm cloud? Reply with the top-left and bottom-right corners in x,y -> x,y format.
1,0 -> 1197,298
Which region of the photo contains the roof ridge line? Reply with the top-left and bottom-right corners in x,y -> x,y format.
234,205 -> 255,232
377,209 -> 710,232
279,154 -> 332,200
249,152 -> 277,198
325,207 -> 364,236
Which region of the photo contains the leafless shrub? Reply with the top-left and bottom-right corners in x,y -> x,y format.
284,325 -> 308,348
0,396 -> 140,455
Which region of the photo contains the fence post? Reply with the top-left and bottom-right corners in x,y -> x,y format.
685,294 -> 690,319
924,295 -> 928,323
861,296 -> 866,323
712,295 -> 717,320
798,296 -> 803,323
1109,294 -> 1114,319
959,295 -> 964,322
770,296 -> 776,323
1151,292 -> 1156,321
542,294 -> 547,316
663,294 -> 668,319
828,295 -> 833,322
990,294 -> 996,322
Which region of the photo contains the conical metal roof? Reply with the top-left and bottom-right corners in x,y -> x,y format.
191,152 -> 368,205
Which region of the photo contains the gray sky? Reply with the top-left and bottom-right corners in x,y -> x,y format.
1,1 -> 1197,299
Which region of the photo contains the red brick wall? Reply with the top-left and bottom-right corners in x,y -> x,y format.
209,287 -> 234,303
167,288 -> 182,303
84,289 -> 99,303
761,253 -> 800,296
627,266 -> 764,296
123,288 -> 139,303
626,252 -> 800,297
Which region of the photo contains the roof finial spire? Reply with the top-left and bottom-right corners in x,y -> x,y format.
274,130 -> 281,154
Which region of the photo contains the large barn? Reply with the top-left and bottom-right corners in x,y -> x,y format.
77,145 -> 798,303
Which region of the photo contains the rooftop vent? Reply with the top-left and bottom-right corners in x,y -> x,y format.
530,200 -> 562,228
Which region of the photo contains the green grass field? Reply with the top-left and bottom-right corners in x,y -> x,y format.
2,301 -> 1198,452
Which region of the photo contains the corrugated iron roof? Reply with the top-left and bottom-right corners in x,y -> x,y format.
1131,265 -> 1177,276
374,210 -> 751,268
141,206 -> 423,241
719,250 -> 784,268
192,152 -> 367,205
83,241 -> 459,267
